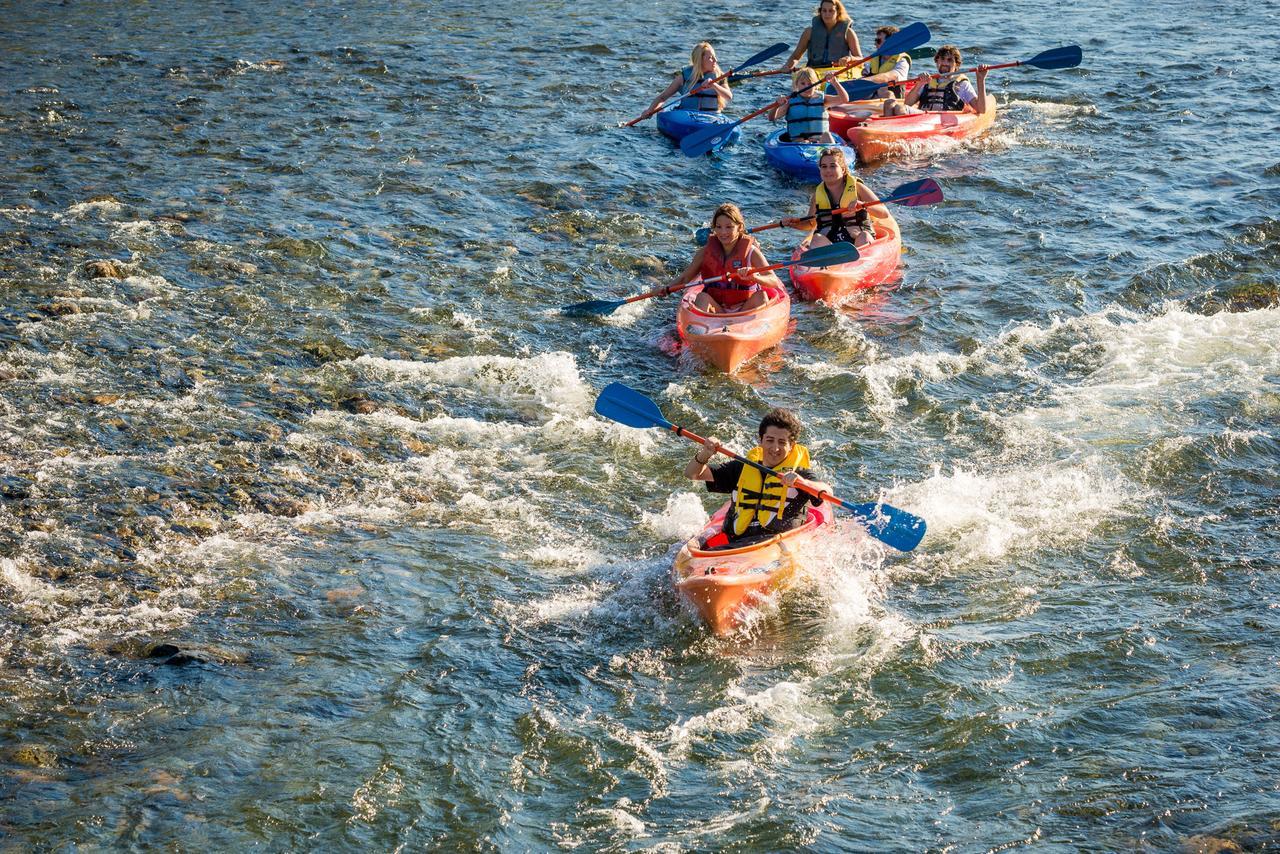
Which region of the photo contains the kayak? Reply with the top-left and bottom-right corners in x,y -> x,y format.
672,501 -> 835,634
827,81 -> 918,137
676,283 -> 790,374
656,107 -> 741,145
789,204 -> 902,302
762,129 -> 857,182
842,98 -> 998,163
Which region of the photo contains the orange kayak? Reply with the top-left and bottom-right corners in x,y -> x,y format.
676,284 -> 790,374
827,80 -> 918,138
788,205 -> 902,303
673,501 -> 835,635
842,98 -> 997,163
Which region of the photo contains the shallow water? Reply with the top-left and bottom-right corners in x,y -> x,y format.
1,0 -> 1278,849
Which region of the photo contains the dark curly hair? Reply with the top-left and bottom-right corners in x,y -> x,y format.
758,408 -> 802,441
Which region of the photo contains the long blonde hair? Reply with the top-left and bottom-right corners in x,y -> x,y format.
814,0 -> 851,23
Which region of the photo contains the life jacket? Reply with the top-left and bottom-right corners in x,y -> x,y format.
807,17 -> 852,67
677,65 -> 721,112
786,95 -> 828,140
700,234 -> 758,304
917,74 -> 969,112
729,443 -> 811,537
863,52 -> 910,97
814,174 -> 867,235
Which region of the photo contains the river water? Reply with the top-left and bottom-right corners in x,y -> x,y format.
1,0 -> 1277,849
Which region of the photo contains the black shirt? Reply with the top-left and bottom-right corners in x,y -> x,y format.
706,460 -> 823,539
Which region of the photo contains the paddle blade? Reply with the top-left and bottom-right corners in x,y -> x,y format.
736,42 -> 789,73
594,382 -> 672,431
875,21 -> 930,59
795,242 -> 860,267
693,226 -> 711,245
680,122 -> 737,157
881,178 -> 943,207
561,297 -> 626,317
1024,45 -> 1082,70
843,501 -> 927,552
839,78 -> 884,101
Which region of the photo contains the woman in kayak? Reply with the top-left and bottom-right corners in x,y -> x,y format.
641,42 -> 733,120
782,0 -> 862,76
768,67 -> 849,143
859,25 -> 912,98
684,408 -> 833,546
883,45 -> 989,116
786,147 -> 883,248
667,203 -> 782,314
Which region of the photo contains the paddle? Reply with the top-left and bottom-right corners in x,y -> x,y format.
594,382 -> 927,552
681,22 -> 931,157
622,42 -> 790,128
838,44 -> 1083,101
693,178 -> 943,245
561,243 -> 859,317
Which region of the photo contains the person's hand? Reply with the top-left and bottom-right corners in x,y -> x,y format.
976,64 -> 990,83
781,471 -> 800,488
824,70 -> 837,83
774,94 -> 789,107
783,59 -> 796,71
695,437 -> 719,464
914,72 -> 931,85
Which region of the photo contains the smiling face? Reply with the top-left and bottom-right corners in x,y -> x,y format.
818,153 -> 845,182
712,213 -> 740,247
935,55 -> 958,74
818,0 -> 838,25
760,426 -> 795,468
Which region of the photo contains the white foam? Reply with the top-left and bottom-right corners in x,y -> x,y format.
639,492 -> 709,542
64,199 -> 123,219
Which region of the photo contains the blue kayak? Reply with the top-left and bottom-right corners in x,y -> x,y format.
656,108 -> 741,146
762,129 -> 857,182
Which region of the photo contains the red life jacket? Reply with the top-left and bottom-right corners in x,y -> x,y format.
699,235 -> 758,306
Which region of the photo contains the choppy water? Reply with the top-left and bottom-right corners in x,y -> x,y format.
1,0 -> 1277,849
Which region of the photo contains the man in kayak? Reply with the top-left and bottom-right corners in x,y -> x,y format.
685,408 -> 833,546
883,45 -> 989,116
859,25 -> 912,99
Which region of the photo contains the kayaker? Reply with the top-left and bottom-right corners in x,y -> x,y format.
768,68 -> 849,144
782,0 -> 863,75
667,203 -> 782,314
641,42 -> 733,120
685,408 -> 833,546
859,25 -> 912,98
786,147 -> 882,248
883,45 -> 989,116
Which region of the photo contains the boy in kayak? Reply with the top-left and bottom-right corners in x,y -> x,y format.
883,45 -> 989,115
685,408 -> 833,545
641,42 -> 733,120
859,25 -> 912,98
666,202 -> 782,314
768,67 -> 849,144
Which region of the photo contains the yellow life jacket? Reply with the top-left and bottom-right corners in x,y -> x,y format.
731,443 -> 811,536
863,53 -> 908,77
814,175 -> 862,234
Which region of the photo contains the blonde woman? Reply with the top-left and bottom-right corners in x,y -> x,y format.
667,203 -> 781,314
642,42 -> 733,119
783,0 -> 862,74
768,68 -> 849,143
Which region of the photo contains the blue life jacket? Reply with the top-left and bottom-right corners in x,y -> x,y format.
677,66 -> 721,112
786,95 -> 828,140
807,17 -> 852,67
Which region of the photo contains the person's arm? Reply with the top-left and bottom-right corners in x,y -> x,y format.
904,73 -> 929,107
855,180 -> 881,208
972,65 -> 989,115
782,470 -> 833,502
684,436 -> 719,481
768,94 -> 790,122
742,245 -> 783,289
844,27 -> 862,61
784,28 -> 813,70
644,72 -> 684,117
667,246 -> 705,290
782,193 -> 819,232
824,74 -> 849,108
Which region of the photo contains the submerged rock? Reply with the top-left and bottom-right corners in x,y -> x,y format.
84,259 -> 128,279
11,744 -> 58,769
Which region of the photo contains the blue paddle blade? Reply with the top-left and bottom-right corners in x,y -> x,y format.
842,500 -> 927,552
880,178 -> 943,207
594,382 -> 673,431
796,242 -> 859,267
1025,45 -> 1082,70
839,78 -> 885,101
875,21 -> 930,60
561,297 -> 626,317
736,42 -> 789,73
693,226 -> 711,245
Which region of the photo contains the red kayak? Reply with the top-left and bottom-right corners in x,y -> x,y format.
842,98 -> 997,163
788,205 -> 901,302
